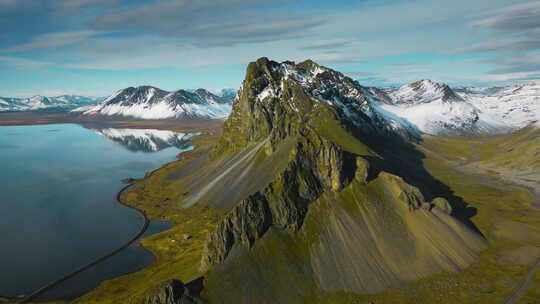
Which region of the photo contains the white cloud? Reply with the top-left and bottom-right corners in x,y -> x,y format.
298,39 -> 360,50
483,71 -> 540,82
0,56 -> 49,68
2,31 -> 101,52
472,1 -> 540,32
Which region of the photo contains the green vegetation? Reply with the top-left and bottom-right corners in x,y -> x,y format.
417,134 -> 540,304
311,105 -> 373,156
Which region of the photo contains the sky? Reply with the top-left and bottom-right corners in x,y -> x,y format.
1,0 -> 540,97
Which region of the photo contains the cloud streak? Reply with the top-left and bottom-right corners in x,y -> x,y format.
298,39 -> 359,50
472,1 -> 540,33
2,31 -> 101,52
464,2 -> 540,53
90,0 -> 326,47
0,56 -> 49,68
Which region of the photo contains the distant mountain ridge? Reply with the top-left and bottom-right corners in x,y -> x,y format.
75,86 -> 235,120
3,71 -> 538,134
455,81 -> 540,129
386,79 -> 463,105
372,80 -> 507,135
0,95 -> 104,112
370,79 -> 540,135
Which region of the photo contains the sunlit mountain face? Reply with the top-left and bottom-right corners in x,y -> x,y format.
91,128 -> 198,152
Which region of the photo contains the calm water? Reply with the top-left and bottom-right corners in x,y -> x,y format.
0,124 -> 193,300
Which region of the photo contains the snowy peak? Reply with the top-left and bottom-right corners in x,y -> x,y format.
387,79 -> 463,105
456,81 -> 540,129
372,78 -> 540,135
77,86 -> 235,120
104,86 -> 169,106
24,95 -> 52,107
249,57 -> 370,111
231,57 -> 417,140
363,79 -> 507,136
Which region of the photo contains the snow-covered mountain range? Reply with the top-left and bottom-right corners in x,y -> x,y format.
3,60 -> 538,136
372,79 -> 540,135
74,86 -> 235,120
92,128 -> 197,152
455,82 -> 540,130
231,58 -> 540,137
0,95 -> 103,112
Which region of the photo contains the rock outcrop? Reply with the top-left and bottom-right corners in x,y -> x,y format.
201,132 -> 360,270
128,279 -> 204,304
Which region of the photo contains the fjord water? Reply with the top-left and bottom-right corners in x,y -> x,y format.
0,124 -> 193,300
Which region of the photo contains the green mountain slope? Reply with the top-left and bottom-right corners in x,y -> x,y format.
173,58 -> 487,303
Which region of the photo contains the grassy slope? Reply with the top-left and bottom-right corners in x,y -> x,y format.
202,172 -> 487,304
418,134 -> 540,304
421,128 -> 540,191
203,123 -> 540,304
311,133 -> 540,304
475,127 -> 540,170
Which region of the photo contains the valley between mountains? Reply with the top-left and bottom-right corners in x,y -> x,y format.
2,58 -> 540,304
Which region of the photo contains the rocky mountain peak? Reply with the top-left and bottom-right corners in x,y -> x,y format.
26,95 -> 51,105
194,59 -> 488,299
216,58 -> 415,154
388,79 -> 463,105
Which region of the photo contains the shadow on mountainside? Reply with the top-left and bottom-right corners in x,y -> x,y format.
352,124 -> 484,237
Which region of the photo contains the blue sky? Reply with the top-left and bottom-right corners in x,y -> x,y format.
1,0 -> 539,97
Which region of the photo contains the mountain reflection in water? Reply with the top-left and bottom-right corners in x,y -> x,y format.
91,128 -> 199,152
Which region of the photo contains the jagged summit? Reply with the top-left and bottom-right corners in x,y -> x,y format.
75,85 -> 234,120
216,58 -> 417,154
387,79 -> 464,105
371,79 -> 508,135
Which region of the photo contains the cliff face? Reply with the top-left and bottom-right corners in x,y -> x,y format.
128,279 -> 203,304
201,132 -> 360,271
213,57 -> 414,157
201,58 -> 377,270
192,58 -> 487,304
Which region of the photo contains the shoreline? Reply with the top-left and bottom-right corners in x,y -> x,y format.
0,111 -> 224,132
16,184 -> 151,304
0,119 -> 222,304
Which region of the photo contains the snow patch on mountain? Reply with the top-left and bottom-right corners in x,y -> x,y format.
367,80 -> 511,135
387,80 -> 461,105
379,99 -> 508,135
252,58 -> 417,138
457,81 -> 540,129
0,95 -> 103,112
